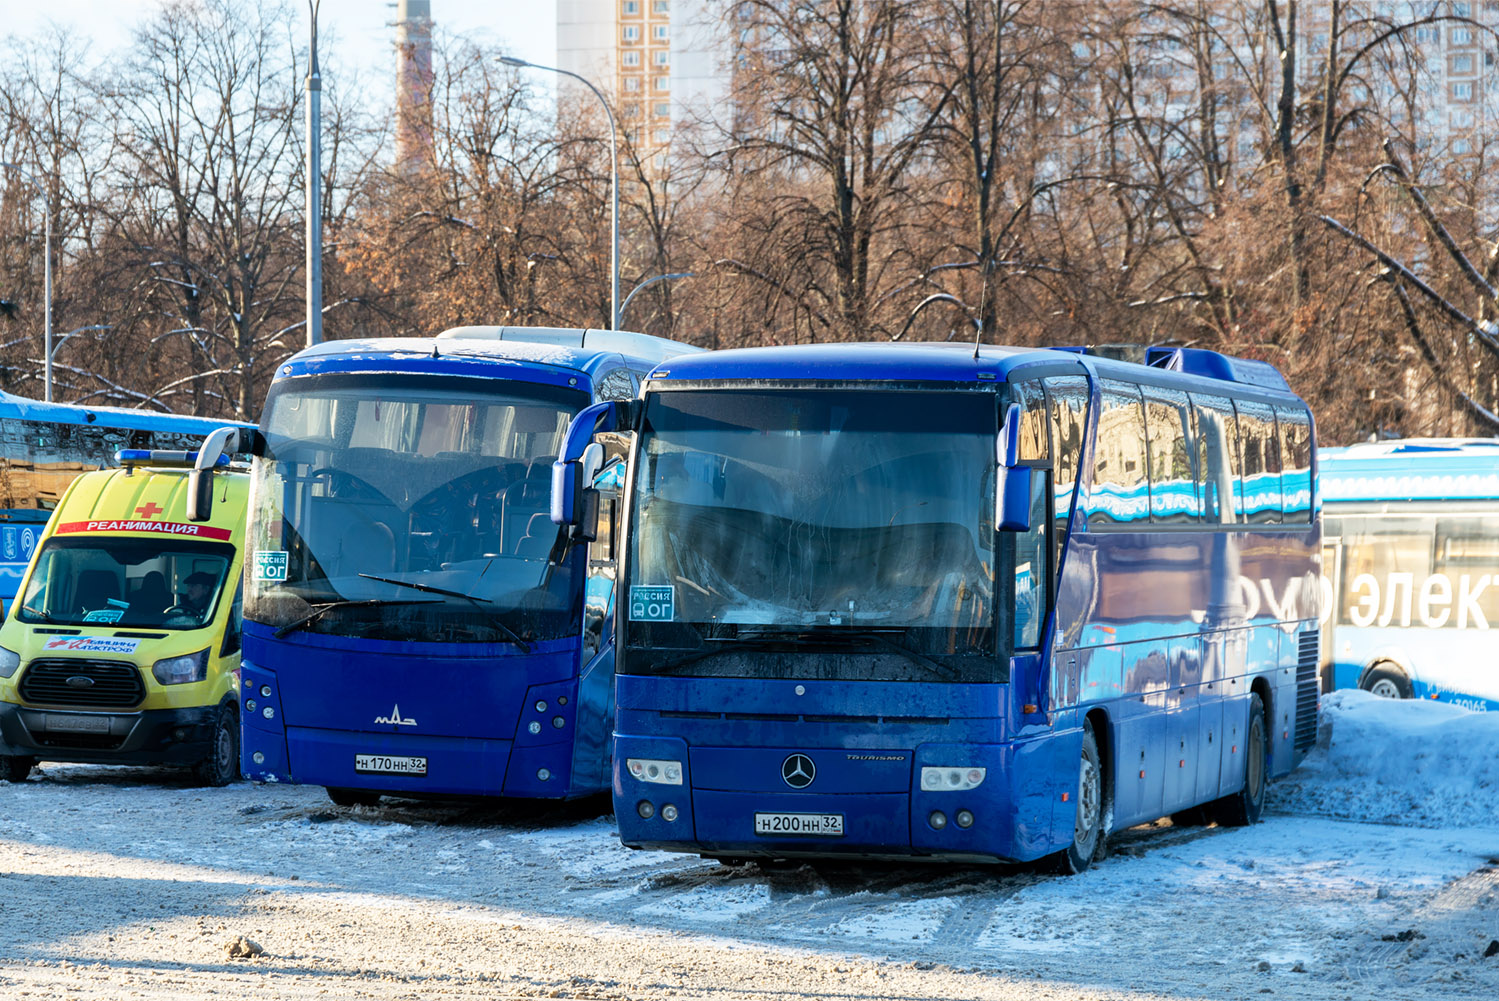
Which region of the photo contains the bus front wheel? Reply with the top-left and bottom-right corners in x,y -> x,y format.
1210,693 -> 1267,827
1360,663 -> 1412,700
1053,720 -> 1104,875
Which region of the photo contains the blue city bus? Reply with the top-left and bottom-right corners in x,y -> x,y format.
192,327 -> 700,805
0,391 -> 247,614
1319,439 -> 1499,712
550,343 -> 1320,870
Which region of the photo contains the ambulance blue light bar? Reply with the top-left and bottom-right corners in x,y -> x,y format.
115,449 -> 230,468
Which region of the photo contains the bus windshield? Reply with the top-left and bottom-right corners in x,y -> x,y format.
245,373 -> 590,644
626,389 -> 997,679
18,537 -> 234,630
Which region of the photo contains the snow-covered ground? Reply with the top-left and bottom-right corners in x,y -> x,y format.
1,690 -> 1496,1000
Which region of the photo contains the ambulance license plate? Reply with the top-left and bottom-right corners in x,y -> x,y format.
753,812 -> 844,837
47,714 -> 111,734
354,753 -> 427,776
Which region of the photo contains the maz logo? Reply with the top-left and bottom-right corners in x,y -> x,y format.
374,704 -> 418,727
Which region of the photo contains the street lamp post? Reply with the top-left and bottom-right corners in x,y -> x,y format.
50,324 -> 112,363
306,0 -> 324,347
0,162 -> 53,400
499,55 -> 619,331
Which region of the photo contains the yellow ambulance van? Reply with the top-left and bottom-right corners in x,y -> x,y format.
0,450 -> 247,785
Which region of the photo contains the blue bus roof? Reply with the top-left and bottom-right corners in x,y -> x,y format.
0,391 -> 249,433
1320,438 -> 1499,502
646,342 -> 1299,399
275,329 -> 701,387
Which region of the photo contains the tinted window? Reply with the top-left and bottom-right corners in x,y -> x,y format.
1277,406 -> 1313,522
1045,376 -> 1089,566
1144,388 -> 1199,524
1089,381 -> 1149,526
1012,380 -> 1049,464
1191,393 -> 1241,524
1235,400 -> 1281,524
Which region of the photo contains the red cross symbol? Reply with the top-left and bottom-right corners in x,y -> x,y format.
134,501 -> 164,519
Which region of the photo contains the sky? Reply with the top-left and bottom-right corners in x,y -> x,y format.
9,0 -> 559,110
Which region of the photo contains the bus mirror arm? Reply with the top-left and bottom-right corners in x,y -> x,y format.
187,426 -> 249,523
552,401 -> 636,526
996,403 -> 1032,530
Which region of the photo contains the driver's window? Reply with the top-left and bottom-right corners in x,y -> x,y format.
582,433 -> 629,661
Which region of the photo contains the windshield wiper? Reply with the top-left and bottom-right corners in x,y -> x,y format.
274,598 -> 443,639
21,604 -> 58,624
357,573 -> 532,651
644,637 -> 801,674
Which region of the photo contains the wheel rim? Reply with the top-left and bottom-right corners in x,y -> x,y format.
1075,745 -> 1102,853
1246,716 -> 1265,802
1367,677 -> 1402,699
215,719 -> 235,773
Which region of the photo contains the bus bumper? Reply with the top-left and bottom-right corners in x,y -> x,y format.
0,701 -> 218,766
613,734 -> 1066,863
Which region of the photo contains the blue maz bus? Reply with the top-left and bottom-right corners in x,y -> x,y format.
1,392 -> 245,613
1320,439 -> 1499,712
191,327 -> 700,805
550,343 -> 1320,871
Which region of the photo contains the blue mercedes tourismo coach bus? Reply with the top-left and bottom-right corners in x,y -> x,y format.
550,342 -> 1320,871
1320,439 -> 1499,712
189,327 -> 699,804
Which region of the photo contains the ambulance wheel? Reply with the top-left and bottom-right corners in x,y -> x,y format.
194,705 -> 240,787
1,755 -> 35,783
1052,720 -> 1104,875
326,787 -> 381,807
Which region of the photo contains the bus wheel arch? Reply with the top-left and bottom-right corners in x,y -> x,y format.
1053,714 -> 1108,875
1360,661 -> 1413,700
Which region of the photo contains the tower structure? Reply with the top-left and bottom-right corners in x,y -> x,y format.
394,0 -> 435,169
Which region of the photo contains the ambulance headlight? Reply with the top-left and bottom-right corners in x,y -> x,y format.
152,649 -> 209,685
0,646 -> 19,679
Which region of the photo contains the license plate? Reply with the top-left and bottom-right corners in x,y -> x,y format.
47,714 -> 111,734
354,753 -> 427,776
753,812 -> 844,837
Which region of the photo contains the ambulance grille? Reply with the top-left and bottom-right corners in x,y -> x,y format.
19,659 -> 146,709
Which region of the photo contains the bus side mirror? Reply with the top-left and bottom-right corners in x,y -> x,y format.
997,402 -> 1033,531
187,426 -> 248,523
552,401 -> 636,527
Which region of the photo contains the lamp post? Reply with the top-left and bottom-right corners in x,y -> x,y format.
0,162 -> 52,400
499,55 -> 619,331
51,324 -> 112,362
620,271 -> 695,329
306,0 -> 324,347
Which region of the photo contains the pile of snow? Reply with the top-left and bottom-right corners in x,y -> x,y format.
1272,688 -> 1499,829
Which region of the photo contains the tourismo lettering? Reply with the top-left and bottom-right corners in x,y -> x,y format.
53,520 -> 232,541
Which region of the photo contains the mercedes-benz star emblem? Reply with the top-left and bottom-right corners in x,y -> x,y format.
781,753 -> 815,789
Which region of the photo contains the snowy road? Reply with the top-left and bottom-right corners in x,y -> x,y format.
2,691 -> 1497,1000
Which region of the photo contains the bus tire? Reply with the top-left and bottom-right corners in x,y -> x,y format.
1210,693 -> 1267,827
194,705 -> 240,787
1360,662 -> 1412,700
326,786 -> 381,807
1,755 -> 35,783
1053,720 -> 1104,875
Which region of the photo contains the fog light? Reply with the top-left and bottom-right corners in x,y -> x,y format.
259,685 -> 271,698
552,715 -> 566,729
661,804 -> 679,822
528,721 -> 542,735
535,700 -> 546,712
955,809 -> 974,829
252,751 -> 265,765
537,768 -> 551,781
246,699 -> 257,712
173,728 -> 187,741
558,696 -> 567,706
262,707 -> 274,720
638,800 -> 655,819
929,810 -> 948,830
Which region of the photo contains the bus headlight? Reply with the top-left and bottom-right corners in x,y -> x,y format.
921,766 -> 986,792
151,649 -> 209,685
627,758 -> 683,785
0,646 -> 20,679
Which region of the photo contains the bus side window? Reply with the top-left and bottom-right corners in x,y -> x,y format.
1043,376 -> 1088,562
221,581 -> 244,657
1276,406 -> 1313,523
1013,472 -> 1050,650
1234,400 -> 1282,525
1143,387 -> 1199,524
1089,381 -> 1148,526
1190,393 -> 1242,525
583,432 -> 630,662
1012,380 -> 1049,463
